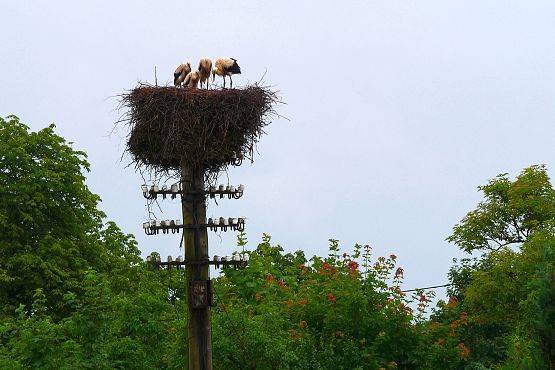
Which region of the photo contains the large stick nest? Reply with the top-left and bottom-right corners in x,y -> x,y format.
120,84 -> 278,176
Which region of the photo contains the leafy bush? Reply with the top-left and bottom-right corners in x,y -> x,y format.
210,234 -> 456,369
435,166 -> 555,369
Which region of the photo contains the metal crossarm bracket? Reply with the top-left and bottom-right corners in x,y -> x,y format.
147,256 -> 249,270
141,184 -> 245,200
143,218 -> 245,235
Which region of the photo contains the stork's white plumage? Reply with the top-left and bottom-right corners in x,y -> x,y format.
174,62 -> 191,87
198,58 -> 212,89
212,57 -> 241,88
183,71 -> 200,88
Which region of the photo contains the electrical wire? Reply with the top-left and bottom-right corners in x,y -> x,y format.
401,283 -> 451,293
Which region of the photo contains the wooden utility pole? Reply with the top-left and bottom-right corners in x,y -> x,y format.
180,164 -> 212,370
141,163 -> 247,370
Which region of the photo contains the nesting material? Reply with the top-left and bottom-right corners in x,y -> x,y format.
121,84 -> 277,175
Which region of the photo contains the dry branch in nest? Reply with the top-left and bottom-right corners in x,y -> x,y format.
120,84 -> 278,177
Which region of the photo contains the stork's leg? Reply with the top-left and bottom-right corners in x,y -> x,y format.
230,75 -> 233,89
223,76 -> 226,88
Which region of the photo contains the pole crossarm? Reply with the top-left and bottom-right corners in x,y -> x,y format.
148,259 -> 248,269
143,218 -> 245,235
141,184 -> 245,200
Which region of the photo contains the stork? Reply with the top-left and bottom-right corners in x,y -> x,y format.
174,62 -> 191,87
183,71 -> 200,89
212,57 -> 241,88
198,58 -> 212,89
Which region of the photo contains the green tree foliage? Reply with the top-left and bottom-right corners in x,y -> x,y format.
435,166 -> 555,369
2,232 -> 453,369
0,270 -> 187,369
0,116 -> 142,319
0,115 -> 100,317
447,165 -> 555,253
1,118 -> 552,369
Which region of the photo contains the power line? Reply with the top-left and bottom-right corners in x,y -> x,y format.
401,283 -> 451,293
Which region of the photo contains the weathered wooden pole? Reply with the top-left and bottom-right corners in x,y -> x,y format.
180,163 -> 212,370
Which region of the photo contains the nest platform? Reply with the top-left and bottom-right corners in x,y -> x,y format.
121,84 -> 277,175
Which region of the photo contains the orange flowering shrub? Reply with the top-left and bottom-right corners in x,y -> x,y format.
210,234 -> 455,369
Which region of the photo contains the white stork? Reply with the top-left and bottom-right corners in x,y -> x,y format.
174,62 -> 191,87
212,57 -> 241,88
198,58 -> 212,89
183,71 -> 200,89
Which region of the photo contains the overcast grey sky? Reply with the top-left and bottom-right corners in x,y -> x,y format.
1,1 -> 554,294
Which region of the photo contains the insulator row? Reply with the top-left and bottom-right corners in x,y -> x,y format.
208,184 -> 245,199
207,217 -> 245,231
143,218 -> 245,235
141,183 -> 245,200
146,253 -> 249,270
